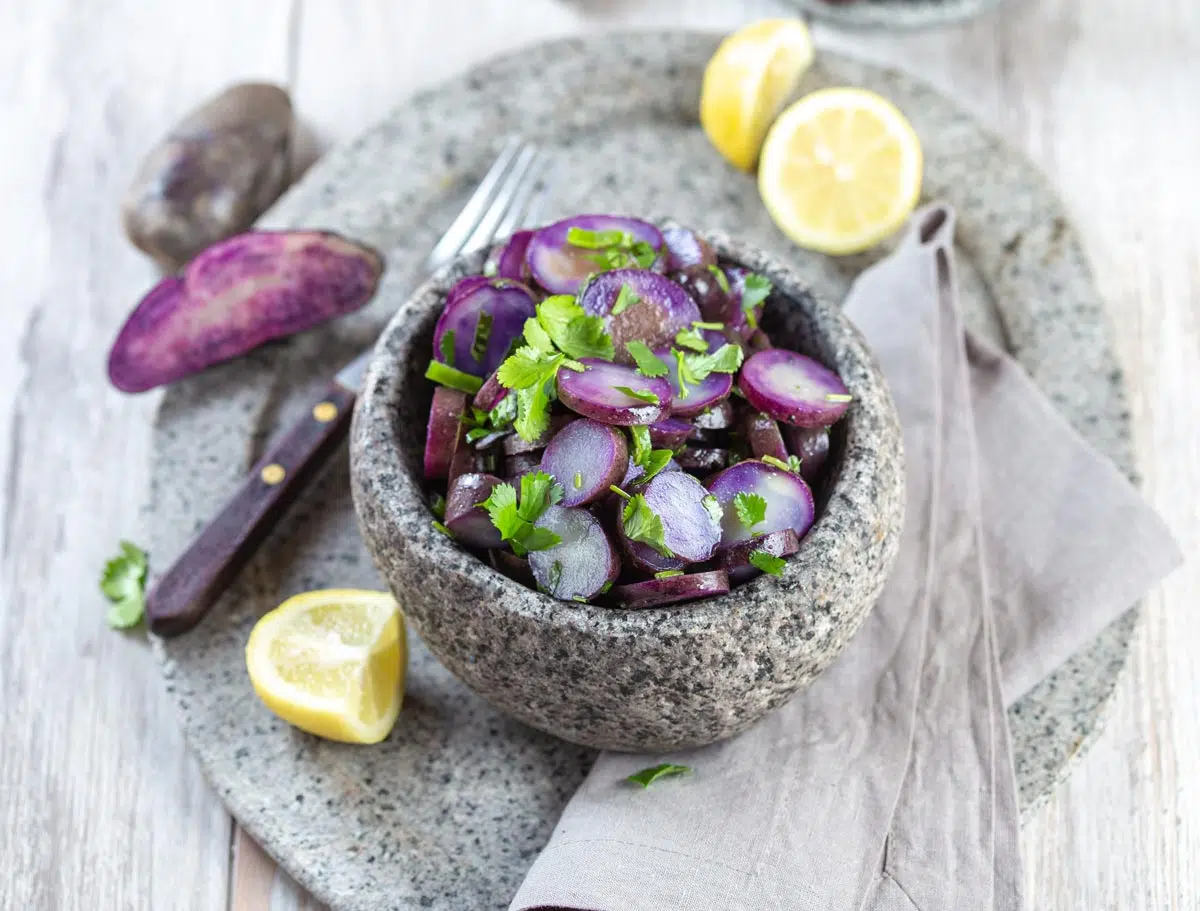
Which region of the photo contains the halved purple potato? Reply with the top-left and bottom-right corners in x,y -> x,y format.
528,506 -> 620,601
739,349 -> 852,427
108,230 -> 383,393
621,536 -> 688,576
612,570 -> 730,609
541,419 -> 630,507
444,473 -> 505,549
785,425 -> 832,486
676,446 -> 730,475
432,278 -> 537,377
655,346 -> 733,417
490,548 -> 535,586
485,229 -> 534,282
526,215 -> 663,295
578,269 -> 701,364
473,370 -> 508,411
661,225 -> 717,272
741,411 -> 788,461
447,435 -> 487,486
557,358 -> 672,425
647,417 -> 693,451
503,452 -> 542,484
424,386 -> 467,480
624,470 -> 722,564
721,528 -> 801,584
706,460 -> 816,548
692,400 -> 735,431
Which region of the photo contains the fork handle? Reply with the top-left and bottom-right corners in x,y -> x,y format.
145,382 -> 357,637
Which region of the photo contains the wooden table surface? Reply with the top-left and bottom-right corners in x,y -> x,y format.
1,1 -> 1196,908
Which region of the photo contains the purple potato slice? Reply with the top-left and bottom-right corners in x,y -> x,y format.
739,349 -> 852,427
692,400 -> 735,430
647,417 -> 693,451
721,528 -> 801,584
490,548 -> 535,586
528,505 -> 621,601
741,411 -> 788,461
472,370 -> 508,411
503,452 -> 543,484
108,230 -> 383,393
676,447 -> 730,475
444,472 -> 505,549
672,264 -> 730,321
432,278 -> 537,377
747,329 -> 773,352
447,435 -> 486,485
622,470 -> 722,564
613,570 -> 730,609
621,455 -> 681,489
784,425 -> 832,486
485,229 -> 534,282
578,269 -> 701,365
655,346 -> 733,417
526,214 -> 663,295
706,460 -> 815,548
722,267 -> 768,340
541,419 -> 629,507
661,224 -> 717,271
557,358 -> 672,425
501,413 -> 573,456
424,386 -> 467,480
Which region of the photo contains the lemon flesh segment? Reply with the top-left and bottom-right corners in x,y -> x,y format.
758,87 -> 923,255
245,589 -> 406,745
700,19 -> 815,172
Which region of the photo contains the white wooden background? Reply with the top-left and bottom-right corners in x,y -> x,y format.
0,0 -> 1195,908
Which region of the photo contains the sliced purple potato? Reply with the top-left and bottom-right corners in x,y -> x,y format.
541,419 -> 629,507
655,347 -> 733,417
501,413 -> 573,456
747,329 -> 773,352
661,224 -> 717,271
557,358 -> 672,425
692,400 -> 735,431
490,548 -> 535,586
444,472 -> 505,549
424,386 -> 467,480
785,425 -> 832,486
528,506 -> 620,601
472,370 -> 508,411
739,349 -> 852,428
721,528 -> 801,584
447,436 -> 483,485
648,418 -> 693,451
622,537 -> 688,576
526,214 -> 663,295
741,411 -> 788,462
613,570 -> 730,609
626,470 -> 722,563
503,452 -> 543,484
108,230 -> 382,393
676,446 -> 730,475
577,269 -> 701,364
672,264 -> 731,321
722,267 -> 768,340
706,460 -> 816,548
432,278 -> 537,377
485,229 -> 534,282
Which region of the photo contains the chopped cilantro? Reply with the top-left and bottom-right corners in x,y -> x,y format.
626,340 -> 669,378
733,492 -> 767,529
787,454 -> 804,474
621,494 -> 671,557
536,295 -> 614,361
439,330 -> 457,366
708,264 -> 731,294
573,471 -> 583,490
825,393 -> 853,403
692,321 -> 725,331
614,385 -> 660,405
522,316 -> 556,354
566,227 -> 628,249
654,570 -> 684,579
683,343 -> 743,381
480,472 -> 564,556
626,763 -> 691,788
672,348 -> 692,399
565,227 -> 659,271
432,520 -> 454,538
430,493 -> 446,520
425,360 -> 483,394
749,550 -> 787,576
470,311 -> 493,364
701,494 -> 724,527
611,283 -> 640,316
629,426 -> 674,483
741,273 -> 772,331
100,541 -> 148,629
761,454 -> 799,474
674,328 -> 709,353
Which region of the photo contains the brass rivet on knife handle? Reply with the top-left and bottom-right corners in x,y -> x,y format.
260,463 -> 286,485
313,401 -> 339,423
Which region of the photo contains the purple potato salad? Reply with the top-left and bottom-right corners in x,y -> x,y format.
422,216 -> 851,608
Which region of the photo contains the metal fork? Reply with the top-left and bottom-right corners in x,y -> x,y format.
145,140 -> 554,637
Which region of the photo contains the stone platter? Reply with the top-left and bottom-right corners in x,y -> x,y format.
150,32 -> 1138,911
786,0 -> 1005,30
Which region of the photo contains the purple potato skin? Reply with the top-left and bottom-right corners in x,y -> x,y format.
692,400 -> 735,431
720,528 -> 801,584
613,570 -> 731,609
661,224 -> 717,272
526,215 -> 664,295
742,411 -> 789,462
424,386 -> 467,481
485,230 -> 534,282
556,359 -> 673,426
739,349 -> 852,428
578,269 -> 702,365
528,506 -> 621,601
503,452 -> 543,485
676,447 -> 730,475
647,418 -> 692,451
431,278 -> 537,378
490,549 -> 535,586
444,473 -> 505,549
540,419 -> 630,507
672,264 -> 730,322
656,347 -> 734,417
501,413 -> 574,456
626,470 -> 722,564
108,230 -> 383,393
706,460 -> 816,549
785,425 -> 832,486
473,370 -> 508,411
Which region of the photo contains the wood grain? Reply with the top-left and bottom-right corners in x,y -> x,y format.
1,1 -> 1195,909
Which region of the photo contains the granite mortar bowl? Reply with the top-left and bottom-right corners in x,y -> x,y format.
350,226 -> 905,753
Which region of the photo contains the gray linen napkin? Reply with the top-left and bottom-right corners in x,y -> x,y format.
509,204 -> 1181,911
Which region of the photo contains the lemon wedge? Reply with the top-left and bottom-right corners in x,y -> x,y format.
758,87 -> 923,255
245,589 -> 406,744
700,19 -> 815,172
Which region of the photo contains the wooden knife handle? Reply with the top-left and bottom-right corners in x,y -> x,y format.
145,382 -> 357,637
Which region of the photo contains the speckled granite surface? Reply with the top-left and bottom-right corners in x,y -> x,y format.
151,33 -> 1139,911
787,0 -> 1005,29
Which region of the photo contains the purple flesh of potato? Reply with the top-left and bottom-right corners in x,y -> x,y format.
661,224 -> 717,272
741,411 -> 788,462
624,469 -> 722,564
655,346 -> 734,417
485,230 -> 534,282
107,230 -> 383,393
613,570 -> 730,609
432,278 -> 537,377
647,418 -> 693,451
528,506 -> 620,601
721,528 -> 802,585
692,400 -> 735,430
525,214 -> 663,295
424,386 -> 467,480
706,459 -> 815,549
444,473 -> 505,549
556,358 -> 673,425
490,548 -> 535,586
739,349 -> 852,427
578,269 -> 702,365
473,370 -> 509,411
540,419 -> 630,507
785,425 -> 832,486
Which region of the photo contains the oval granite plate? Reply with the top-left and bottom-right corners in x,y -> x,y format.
151,32 -> 1137,911
788,0 -> 1005,29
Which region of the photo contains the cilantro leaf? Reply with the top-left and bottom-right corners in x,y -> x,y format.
641,450 -> 674,483
654,570 -> 684,579
733,492 -> 768,529
626,763 -> 691,788
100,541 -> 149,630
629,426 -> 674,483
470,311 -> 493,364
701,494 -> 724,527
425,360 -> 484,395
535,295 -> 581,342
674,328 -> 709,353
629,241 -> 659,270
481,473 -> 564,556
567,227 -> 628,249
749,550 -> 787,576
521,527 -> 563,553
622,494 -> 671,557
430,493 -> 446,520
630,425 -> 652,465
611,283 -> 640,316
439,329 -> 457,366
626,341 -> 669,378
683,343 -> 744,381
523,316 -> 556,354
513,380 -> 554,442
518,470 -> 564,523
565,228 -> 660,271
432,520 -> 454,538
741,273 -> 772,331
672,348 -> 693,399
787,454 -> 804,474
497,345 -> 557,389
708,264 -> 731,294
614,385 -> 660,405
761,454 -> 798,474
536,295 -> 615,361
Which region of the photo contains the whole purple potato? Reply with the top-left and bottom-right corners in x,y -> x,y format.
122,82 -> 294,271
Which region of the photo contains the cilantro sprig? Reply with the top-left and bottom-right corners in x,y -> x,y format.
462,394 -> 517,444
625,340 -> 669,378
733,492 -> 767,530
749,550 -> 786,576
673,328 -> 709,353
535,295 -> 614,361
626,763 -> 692,788
100,541 -> 149,629
629,426 -> 674,484
567,227 -> 659,271
621,493 -> 671,557
425,360 -> 484,395
672,343 -> 744,399
480,471 -> 565,556
740,273 -> 772,331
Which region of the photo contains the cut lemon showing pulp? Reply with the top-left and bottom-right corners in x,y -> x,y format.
700,19 -> 815,172
758,87 -> 923,255
245,589 -> 405,744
